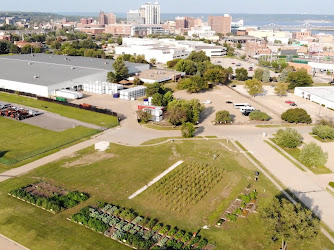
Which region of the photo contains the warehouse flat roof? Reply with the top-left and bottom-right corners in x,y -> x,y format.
1,54 -> 150,74
296,87 -> 334,103
0,57 -> 105,86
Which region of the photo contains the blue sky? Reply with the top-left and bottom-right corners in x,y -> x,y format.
2,0 -> 334,14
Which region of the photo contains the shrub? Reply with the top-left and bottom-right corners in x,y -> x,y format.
329,182 -> 334,188
174,230 -> 185,240
167,227 -> 178,236
181,122 -> 196,138
215,110 -> 232,123
299,142 -> 328,167
274,128 -> 303,148
312,125 -> 334,140
281,108 -> 312,124
249,111 -> 271,121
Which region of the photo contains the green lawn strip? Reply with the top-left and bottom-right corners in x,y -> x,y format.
326,188 -> 334,197
0,117 -> 98,165
0,92 -> 118,127
0,141 -> 332,249
264,140 -> 306,172
309,133 -> 334,143
143,124 -> 181,131
0,135 -> 93,174
269,139 -> 332,175
256,124 -> 312,128
205,136 -> 218,138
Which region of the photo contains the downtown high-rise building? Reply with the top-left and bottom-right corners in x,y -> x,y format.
128,2 -> 160,25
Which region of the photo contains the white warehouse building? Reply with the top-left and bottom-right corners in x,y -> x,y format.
115,38 -> 226,63
0,54 -> 150,97
294,86 -> 334,110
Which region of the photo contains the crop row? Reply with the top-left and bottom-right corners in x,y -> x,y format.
71,202 -> 209,249
152,163 -> 224,212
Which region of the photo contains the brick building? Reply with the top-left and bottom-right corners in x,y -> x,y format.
207,15 -> 232,35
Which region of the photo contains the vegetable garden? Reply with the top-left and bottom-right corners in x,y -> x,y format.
8,181 -> 89,213
151,163 -> 224,213
71,202 -> 210,249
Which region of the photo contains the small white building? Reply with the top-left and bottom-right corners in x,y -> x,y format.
308,62 -> 334,73
294,87 -> 334,110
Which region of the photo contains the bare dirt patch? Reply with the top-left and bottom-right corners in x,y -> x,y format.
64,152 -> 115,167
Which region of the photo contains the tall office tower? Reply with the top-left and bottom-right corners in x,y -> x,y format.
141,2 -> 160,25
99,11 -> 116,25
127,10 -> 145,24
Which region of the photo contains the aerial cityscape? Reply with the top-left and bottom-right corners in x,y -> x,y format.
1,1 -> 334,249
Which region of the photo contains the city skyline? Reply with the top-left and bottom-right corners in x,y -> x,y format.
1,0 -> 334,15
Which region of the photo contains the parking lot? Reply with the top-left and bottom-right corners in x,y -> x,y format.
233,85 -> 334,123
0,102 -> 101,131
174,86 -> 282,126
211,57 -> 279,78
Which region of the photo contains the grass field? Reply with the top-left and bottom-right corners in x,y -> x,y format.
0,140 -> 332,249
0,116 -> 98,168
269,139 -> 332,174
143,124 -> 181,131
0,92 -> 119,127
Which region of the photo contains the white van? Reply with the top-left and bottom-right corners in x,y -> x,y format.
233,103 -> 251,109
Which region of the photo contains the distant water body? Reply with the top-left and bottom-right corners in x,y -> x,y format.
57,12 -> 334,34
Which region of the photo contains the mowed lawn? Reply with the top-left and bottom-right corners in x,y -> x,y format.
0,117 -> 98,168
0,92 -> 119,127
0,140 -> 332,249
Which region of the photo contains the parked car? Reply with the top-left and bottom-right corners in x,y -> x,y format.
203,100 -> 212,104
226,101 -> 233,104
242,111 -> 253,116
248,67 -> 253,71
285,100 -> 295,104
0,104 -> 11,110
236,63 -> 242,67
231,85 -> 237,87
231,62 -> 235,64
290,103 -> 297,106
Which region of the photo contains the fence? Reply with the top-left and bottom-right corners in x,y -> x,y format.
0,129 -> 101,166
37,97 -> 118,117
0,88 -> 37,98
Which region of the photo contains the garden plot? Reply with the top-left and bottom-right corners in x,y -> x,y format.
148,163 -> 224,213
8,181 -> 89,213
70,202 -> 210,250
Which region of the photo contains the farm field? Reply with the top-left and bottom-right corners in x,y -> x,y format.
0,116 -> 98,169
0,140 -> 332,249
0,92 -> 119,127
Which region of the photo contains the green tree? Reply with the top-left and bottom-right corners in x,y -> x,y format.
274,82 -> 289,96
113,57 -> 128,81
175,35 -> 185,40
215,110 -> 232,123
167,99 -> 204,125
312,125 -> 334,140
136,110 -> 152,123
281,108 -> 312,124
204,68 -> 228,84
262,69 -> 270,83
50,41 -> 61,49
274,128 -> 303,148
187,51 -> 210,63
175,59 -> 197,75
279,67 -> 293,82
237,43 -> 241,49
146,82 -> 163,96
235,68 -> 248,81
107,71 -> 117,83
253,68 -> 264,81
132,77 -> 142,85
244,78 -> 263,96
287,69 -> 313,89
21,44 -> 33,54
167,58 -> 182,68
249,111 -> 271,121
300,142 -> 328,167
149,58 -> 156,65
117,36 -> 123,45
227,67 -> 233,79
181,122 -> 196,138
177,76 -> 208,93
261,198 -> 320,242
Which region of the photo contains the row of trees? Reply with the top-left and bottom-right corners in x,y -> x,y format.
273,128 -> 328,166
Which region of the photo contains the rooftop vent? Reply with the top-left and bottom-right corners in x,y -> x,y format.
71,67 -> 75,70
28,62 -> 32,65
104,62 -> 108,65
33,74 -> 40,79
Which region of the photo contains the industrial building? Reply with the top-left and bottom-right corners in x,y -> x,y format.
0,54 -> 150,97
294,87 -> 334,110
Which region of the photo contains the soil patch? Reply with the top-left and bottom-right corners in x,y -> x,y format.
64,152 -> 115,167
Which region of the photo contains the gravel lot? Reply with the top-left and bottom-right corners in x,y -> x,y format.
174,86 -> 282,125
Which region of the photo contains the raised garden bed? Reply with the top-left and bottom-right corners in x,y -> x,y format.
8,181 -> 89,214
70,202 -> 211,249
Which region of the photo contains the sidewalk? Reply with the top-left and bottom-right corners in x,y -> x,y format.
238,134 -> 334,233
